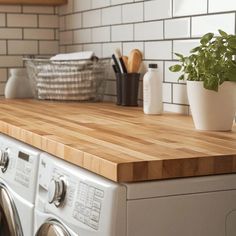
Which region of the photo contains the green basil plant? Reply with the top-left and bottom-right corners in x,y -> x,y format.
169,30 -> 236,91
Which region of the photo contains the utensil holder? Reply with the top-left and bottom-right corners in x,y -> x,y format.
116,73 -> 140,106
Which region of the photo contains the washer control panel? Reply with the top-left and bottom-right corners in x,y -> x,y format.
73,182 -> 104,230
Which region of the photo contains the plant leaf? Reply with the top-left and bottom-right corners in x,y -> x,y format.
200,32 -> 214,45
190,46 -> 201,53
203,77 -> 219,91
218,29 -> 228,37
178,74 -> 185,81
174,53 -> 184,59
228,37 -> 236,49
169,64 -> 182,72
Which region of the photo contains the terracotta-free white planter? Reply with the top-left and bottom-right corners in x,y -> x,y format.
187,81 -> 236,131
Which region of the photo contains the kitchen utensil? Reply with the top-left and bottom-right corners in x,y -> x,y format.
127,49 -> 142,73
115,48 -> 127,73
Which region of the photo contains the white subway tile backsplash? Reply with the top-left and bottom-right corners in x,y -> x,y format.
92,0 -> 110,8
0,29 -> 22,39
65,45 -> 83,53
8,40 -> 38,55
102,42 -> 122,57
7,14 -> 37,27
163,83 -> 172,103
74,0 -> 91,12
59,0 -> 73,15
0,5 -> 21,13
209,0 -> 236,13
0,69 -> 7,82
39,15 -> 58,28
0,14 -> 5,27
24,29 -> 55,40
135,21 -> 163,41
173,0 -> 207,17
173,39 -> 200,59
144,0 -> 172,21
122,42 -> 144,56
92,26 -> 110,42
192,13 -> 235,37
165,61 -> 182,83
83,10 -> 101,27
74,29 -> 92,44
39,41 -> 59,55
60,31 -> 73,45
165,18 -> 190,39
164,103 -> 189,114
83,44 -> 102,57
0,41 -> 6,55
173,84 -> 188,105
112,24 -> 133,41
0,56 -> 23,67
145,41 -> 172,60
111,0 -> 133,5
23,6 -> 54,14
65,13 -> 82,30
122,2 -> 143,23
102,6 -> 122,25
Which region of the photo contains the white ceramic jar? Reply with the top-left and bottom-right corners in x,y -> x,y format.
5,68 -> 33,99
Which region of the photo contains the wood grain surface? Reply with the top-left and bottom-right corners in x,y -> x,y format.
0,99 -> 235,182
0,0 -> 67,5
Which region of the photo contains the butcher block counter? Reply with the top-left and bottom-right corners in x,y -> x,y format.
0,99 -> 235,182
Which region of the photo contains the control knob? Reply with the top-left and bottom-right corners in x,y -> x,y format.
48,177 -> 66,207
0,148 -> 9,173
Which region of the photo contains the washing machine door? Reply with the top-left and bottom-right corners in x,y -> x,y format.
35,219 -> 71,236
0,183 -> 23,236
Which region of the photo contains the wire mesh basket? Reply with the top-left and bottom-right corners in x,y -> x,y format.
24,56 -> 110,101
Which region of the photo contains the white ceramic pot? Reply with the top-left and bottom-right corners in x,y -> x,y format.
187,81 -> 236,131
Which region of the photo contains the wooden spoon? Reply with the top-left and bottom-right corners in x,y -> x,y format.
127,49 -> 142,73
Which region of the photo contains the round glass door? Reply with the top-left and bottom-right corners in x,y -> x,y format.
0,183 -> 23,236
35,220 -> 70,236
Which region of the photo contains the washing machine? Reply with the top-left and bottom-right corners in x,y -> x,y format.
35,152 -> 236,236
0,134 -> 41,236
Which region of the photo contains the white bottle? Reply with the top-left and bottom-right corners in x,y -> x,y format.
143,64 -> 163,114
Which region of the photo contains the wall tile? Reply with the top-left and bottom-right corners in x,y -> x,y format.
163,83 -> 172,103
8,40 -> 38,55
92,26 -> 110,43
83,10 -> 101,27
122,42 -> 144,56
0,56 -> 23,68
102,6 -> 122,25
0,41 -> 6,55
39,41 -> 59,55
24,29 -> 55,40
59,0 -> 73,15
60,31 -> 73,45
112,24 -> 133,41
0,14 -> 6,27
111,0 -> 133,5
0,5 -> 21,13
173,84 -> 188,105
0,29 -> 22,39
135,21 -> 163,41
74,29 -> 92,43
7,14 -> 37,27
65,13 -> 82,30
39,15 -> 58,28
83,44 -> 102,57
0,69 -> 7,82
122,2 -> 143,23
145,41 -> 172,60
144,0 -> 172,21
102,42 -> 122,57
165,18 -> 190,39
23,6 -> 54,14
74,0 -> 91,12
173,0 -> 207,16
173,39 -> 200,59
92,0 -> 110,8
192,13 -> 235,37
209,0 -> 236,13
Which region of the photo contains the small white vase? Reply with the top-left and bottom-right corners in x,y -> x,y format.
5,68 -> 34,99
187,81 -> 236,131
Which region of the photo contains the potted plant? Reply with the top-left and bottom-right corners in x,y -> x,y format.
169,30 -> 236,131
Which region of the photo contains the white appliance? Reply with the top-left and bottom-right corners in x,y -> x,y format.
0,134 -> 41,236
35,153 -> 236,236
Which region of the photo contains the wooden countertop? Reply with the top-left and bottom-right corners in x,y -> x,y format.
0,99 -> 235,182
